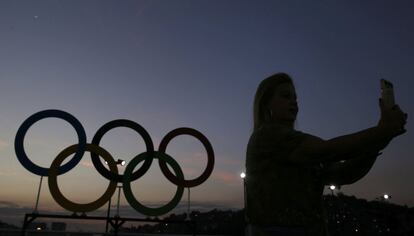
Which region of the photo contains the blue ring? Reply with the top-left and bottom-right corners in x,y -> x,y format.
14,109 -> 87,176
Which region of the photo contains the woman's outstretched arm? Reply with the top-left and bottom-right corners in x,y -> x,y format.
322,151 -> 380,186
289,100 -> 406,164
290,127 -> 389,163
321,128 -> 396,185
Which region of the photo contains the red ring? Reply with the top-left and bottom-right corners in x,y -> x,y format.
158,127 -> 214,188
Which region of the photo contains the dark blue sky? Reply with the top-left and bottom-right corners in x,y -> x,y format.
0,0 -> 413,226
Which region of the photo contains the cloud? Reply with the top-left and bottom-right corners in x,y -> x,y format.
181,167 -> 199,176
80,160 -> 94,168
219,157 -> 243,167
193,152 -> 206,159
212,171 -> 239,183
0,201 -> 19,208
0,171 -> 16,177
168,152 -> 208,164
0,140 -> 9,150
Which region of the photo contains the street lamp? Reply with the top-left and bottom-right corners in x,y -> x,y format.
329,185 -> 336,196
117,159 -> 126,166
240,171 -> 248,225
375,193 -> 392,202
240,172 -> 246,179
105,159 -> 126,166
382,194 -> 391,202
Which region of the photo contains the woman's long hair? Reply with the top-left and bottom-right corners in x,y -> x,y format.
253,73 -> 294,131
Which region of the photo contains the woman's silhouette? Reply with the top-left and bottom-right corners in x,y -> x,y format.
245,73 -> 407,236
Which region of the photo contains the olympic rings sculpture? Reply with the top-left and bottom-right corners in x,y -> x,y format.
15,109 -> 214,216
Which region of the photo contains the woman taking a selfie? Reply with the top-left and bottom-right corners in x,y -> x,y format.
245,73 -> 407,236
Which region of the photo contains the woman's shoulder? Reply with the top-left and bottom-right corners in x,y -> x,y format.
252,123 -> 308,141
247,123 -> 310,155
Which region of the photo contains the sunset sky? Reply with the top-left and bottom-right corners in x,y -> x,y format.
0,0 -> 413,229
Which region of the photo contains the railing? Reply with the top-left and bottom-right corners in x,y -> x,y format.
19,213 -> 197,236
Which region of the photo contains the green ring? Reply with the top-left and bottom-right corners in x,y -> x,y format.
48,144 -> 118,213
123,151 -> 184,216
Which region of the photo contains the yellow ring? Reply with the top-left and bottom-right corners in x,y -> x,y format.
48,144 -> 118,213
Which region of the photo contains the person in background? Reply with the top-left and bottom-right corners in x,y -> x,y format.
245,73 -> 407,236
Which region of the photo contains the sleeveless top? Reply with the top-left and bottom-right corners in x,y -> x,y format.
245,123 -> 328,236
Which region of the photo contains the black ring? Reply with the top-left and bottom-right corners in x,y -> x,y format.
91,119 -> 154,182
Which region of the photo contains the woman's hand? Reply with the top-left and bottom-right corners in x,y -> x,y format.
378,99 -> 408,138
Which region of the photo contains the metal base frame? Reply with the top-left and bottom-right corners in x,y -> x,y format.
21,213 -> 197,236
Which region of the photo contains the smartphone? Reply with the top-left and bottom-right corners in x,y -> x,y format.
380,79 -> 395,109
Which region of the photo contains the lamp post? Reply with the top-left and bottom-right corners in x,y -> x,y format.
240,172 -> 247,220
240,172 -> 247,211
33,176 -> 44,213
240,172 -> 246,198
327,184 -> 339,234
115,185 -> 122,217
329,185 -> 336,196
241,172 -> 252,236
379,193 -> 392,233
105,159 -> 126,233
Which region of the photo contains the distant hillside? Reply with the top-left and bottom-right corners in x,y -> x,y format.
325,192 -> 414,235
118,193 -> 414,236
1,193 -> 413,235
0,220 -> 19,229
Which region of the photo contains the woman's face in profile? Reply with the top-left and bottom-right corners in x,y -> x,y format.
268,83 -> 298,123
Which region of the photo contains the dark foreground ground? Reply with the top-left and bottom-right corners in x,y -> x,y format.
1,193 -> 414,236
